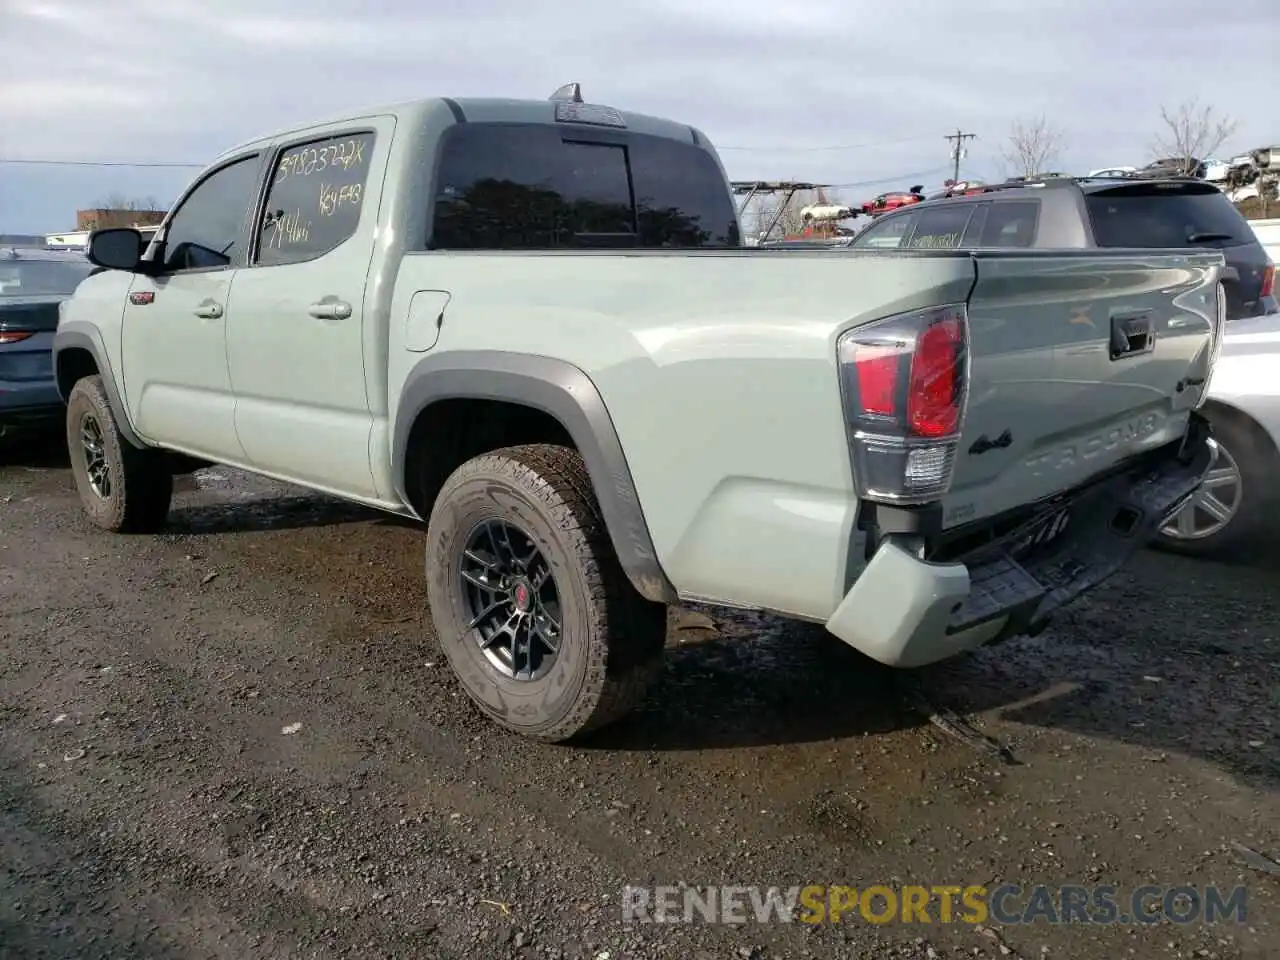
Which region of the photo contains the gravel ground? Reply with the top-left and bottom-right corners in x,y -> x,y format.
1,435 -> 1277,960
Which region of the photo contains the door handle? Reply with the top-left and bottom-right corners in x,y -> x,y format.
194,302 -> 223,319
308,300 -> 352,320
1109,311 -> 1154,360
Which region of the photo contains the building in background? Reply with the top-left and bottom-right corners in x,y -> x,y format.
44,208 -> 167,250
75,208 -> 167,231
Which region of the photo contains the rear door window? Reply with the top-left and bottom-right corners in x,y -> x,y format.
976,200 -> 1040,247
1085,186 -> 1252,248
428,123 -> 740,249
904,205 -> 975,249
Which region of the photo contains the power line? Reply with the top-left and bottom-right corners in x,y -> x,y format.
0,158 -> 204,168
823,165 -> 954,189
1,156 -> 957,191
716,135 -> 939,153
3,138 -> 944,165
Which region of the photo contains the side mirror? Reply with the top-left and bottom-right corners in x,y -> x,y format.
87,228 -> 145,271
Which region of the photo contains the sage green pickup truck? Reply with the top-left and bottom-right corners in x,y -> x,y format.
54,85 -> 1223,742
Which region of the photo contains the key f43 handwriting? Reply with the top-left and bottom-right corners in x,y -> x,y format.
319,182 -> 363,217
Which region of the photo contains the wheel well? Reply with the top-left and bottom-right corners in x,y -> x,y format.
1203,398 -> 1280,461
404,398 -> 576,520
55,348 -> 99,400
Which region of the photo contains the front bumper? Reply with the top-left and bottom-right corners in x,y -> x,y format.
825,413 -> 1214,667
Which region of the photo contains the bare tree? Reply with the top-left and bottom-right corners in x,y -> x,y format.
92,193 -> 162,211
751,189 -> 816,240
1000,115 -> 1065,179
1151,99 -> 1239,174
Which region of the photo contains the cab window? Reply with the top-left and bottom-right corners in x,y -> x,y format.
427,122 -> 740,249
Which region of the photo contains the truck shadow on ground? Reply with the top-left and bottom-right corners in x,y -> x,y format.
165,495 -> 389,535
163,469 -> 423,535
585,580 -> 1279,793
160,484 -> 1276,793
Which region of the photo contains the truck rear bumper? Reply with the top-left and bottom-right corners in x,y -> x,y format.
825,415 -> 1215,667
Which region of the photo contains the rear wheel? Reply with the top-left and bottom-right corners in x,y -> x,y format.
65,376 -> 173,533
424,443 -> 667,742
1156,410 -> 1278,557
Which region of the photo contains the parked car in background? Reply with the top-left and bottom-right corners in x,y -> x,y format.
1136,156 -> 1207,179
1250,218 -> 1280,262
1157,310 -> 1280,555
839,174 -> 1278,558
0,246 -> 95,440
1088,166 -> 1137,177
845,174 -> 1276,321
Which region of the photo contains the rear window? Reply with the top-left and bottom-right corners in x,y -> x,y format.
427,122 -> 741,249
1085,186 -> 1252,248
0,257 -> 94,297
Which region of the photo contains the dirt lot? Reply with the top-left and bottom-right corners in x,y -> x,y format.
1,435 -> 1277,960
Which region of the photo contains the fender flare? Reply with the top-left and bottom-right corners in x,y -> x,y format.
393,350 -> 678,604
52,323 -> 147,449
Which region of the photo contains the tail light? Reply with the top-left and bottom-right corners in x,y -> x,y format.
836,303 -> 969,504
0,331 -> 34,345
1262,260 -> 1275,300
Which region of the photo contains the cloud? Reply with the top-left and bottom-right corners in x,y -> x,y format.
1,0 -> 1277,232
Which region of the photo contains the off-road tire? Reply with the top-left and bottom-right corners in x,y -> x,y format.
1155,408 -> 1278,558
65,375 -> 173,533
425,443 -> 667,742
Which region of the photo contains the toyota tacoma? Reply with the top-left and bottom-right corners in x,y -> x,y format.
54,84 -> 1223,741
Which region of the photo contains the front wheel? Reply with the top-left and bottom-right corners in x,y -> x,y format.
65,375 -> 173,533
424,443 -> 667,742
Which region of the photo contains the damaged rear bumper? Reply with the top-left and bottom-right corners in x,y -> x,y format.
825,412 -> 1214,667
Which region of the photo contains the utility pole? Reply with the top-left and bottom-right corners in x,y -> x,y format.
945,128 -> 977,182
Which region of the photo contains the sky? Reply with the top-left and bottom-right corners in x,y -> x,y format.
1,0 -> 1278,234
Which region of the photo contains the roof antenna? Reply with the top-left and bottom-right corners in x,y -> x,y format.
548,82 -> 583,103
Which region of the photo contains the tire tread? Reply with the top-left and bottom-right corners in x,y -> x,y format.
66,375 -> 172,534
427,442 -> 666,742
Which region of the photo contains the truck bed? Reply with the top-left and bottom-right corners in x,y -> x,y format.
385,246 -> 1222,618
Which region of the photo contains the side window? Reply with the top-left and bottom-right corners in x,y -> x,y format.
851,213 -> 917,248
960,203 -> 990,245
255,132 -> 376,267
162,155 -> 261,271
977,200 -> 1040,248
428,123 -> 739,250
904,205 -> 974,249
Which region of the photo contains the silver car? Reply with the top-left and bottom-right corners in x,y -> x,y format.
1158,308 -> 1280,555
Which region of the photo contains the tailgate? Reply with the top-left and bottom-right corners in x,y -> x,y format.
942,251 -> 1223,528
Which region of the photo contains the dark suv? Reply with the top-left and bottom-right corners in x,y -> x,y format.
847,176 -> 1276,321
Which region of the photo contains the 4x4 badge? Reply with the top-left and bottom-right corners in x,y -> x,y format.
129,291 -> 155,306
